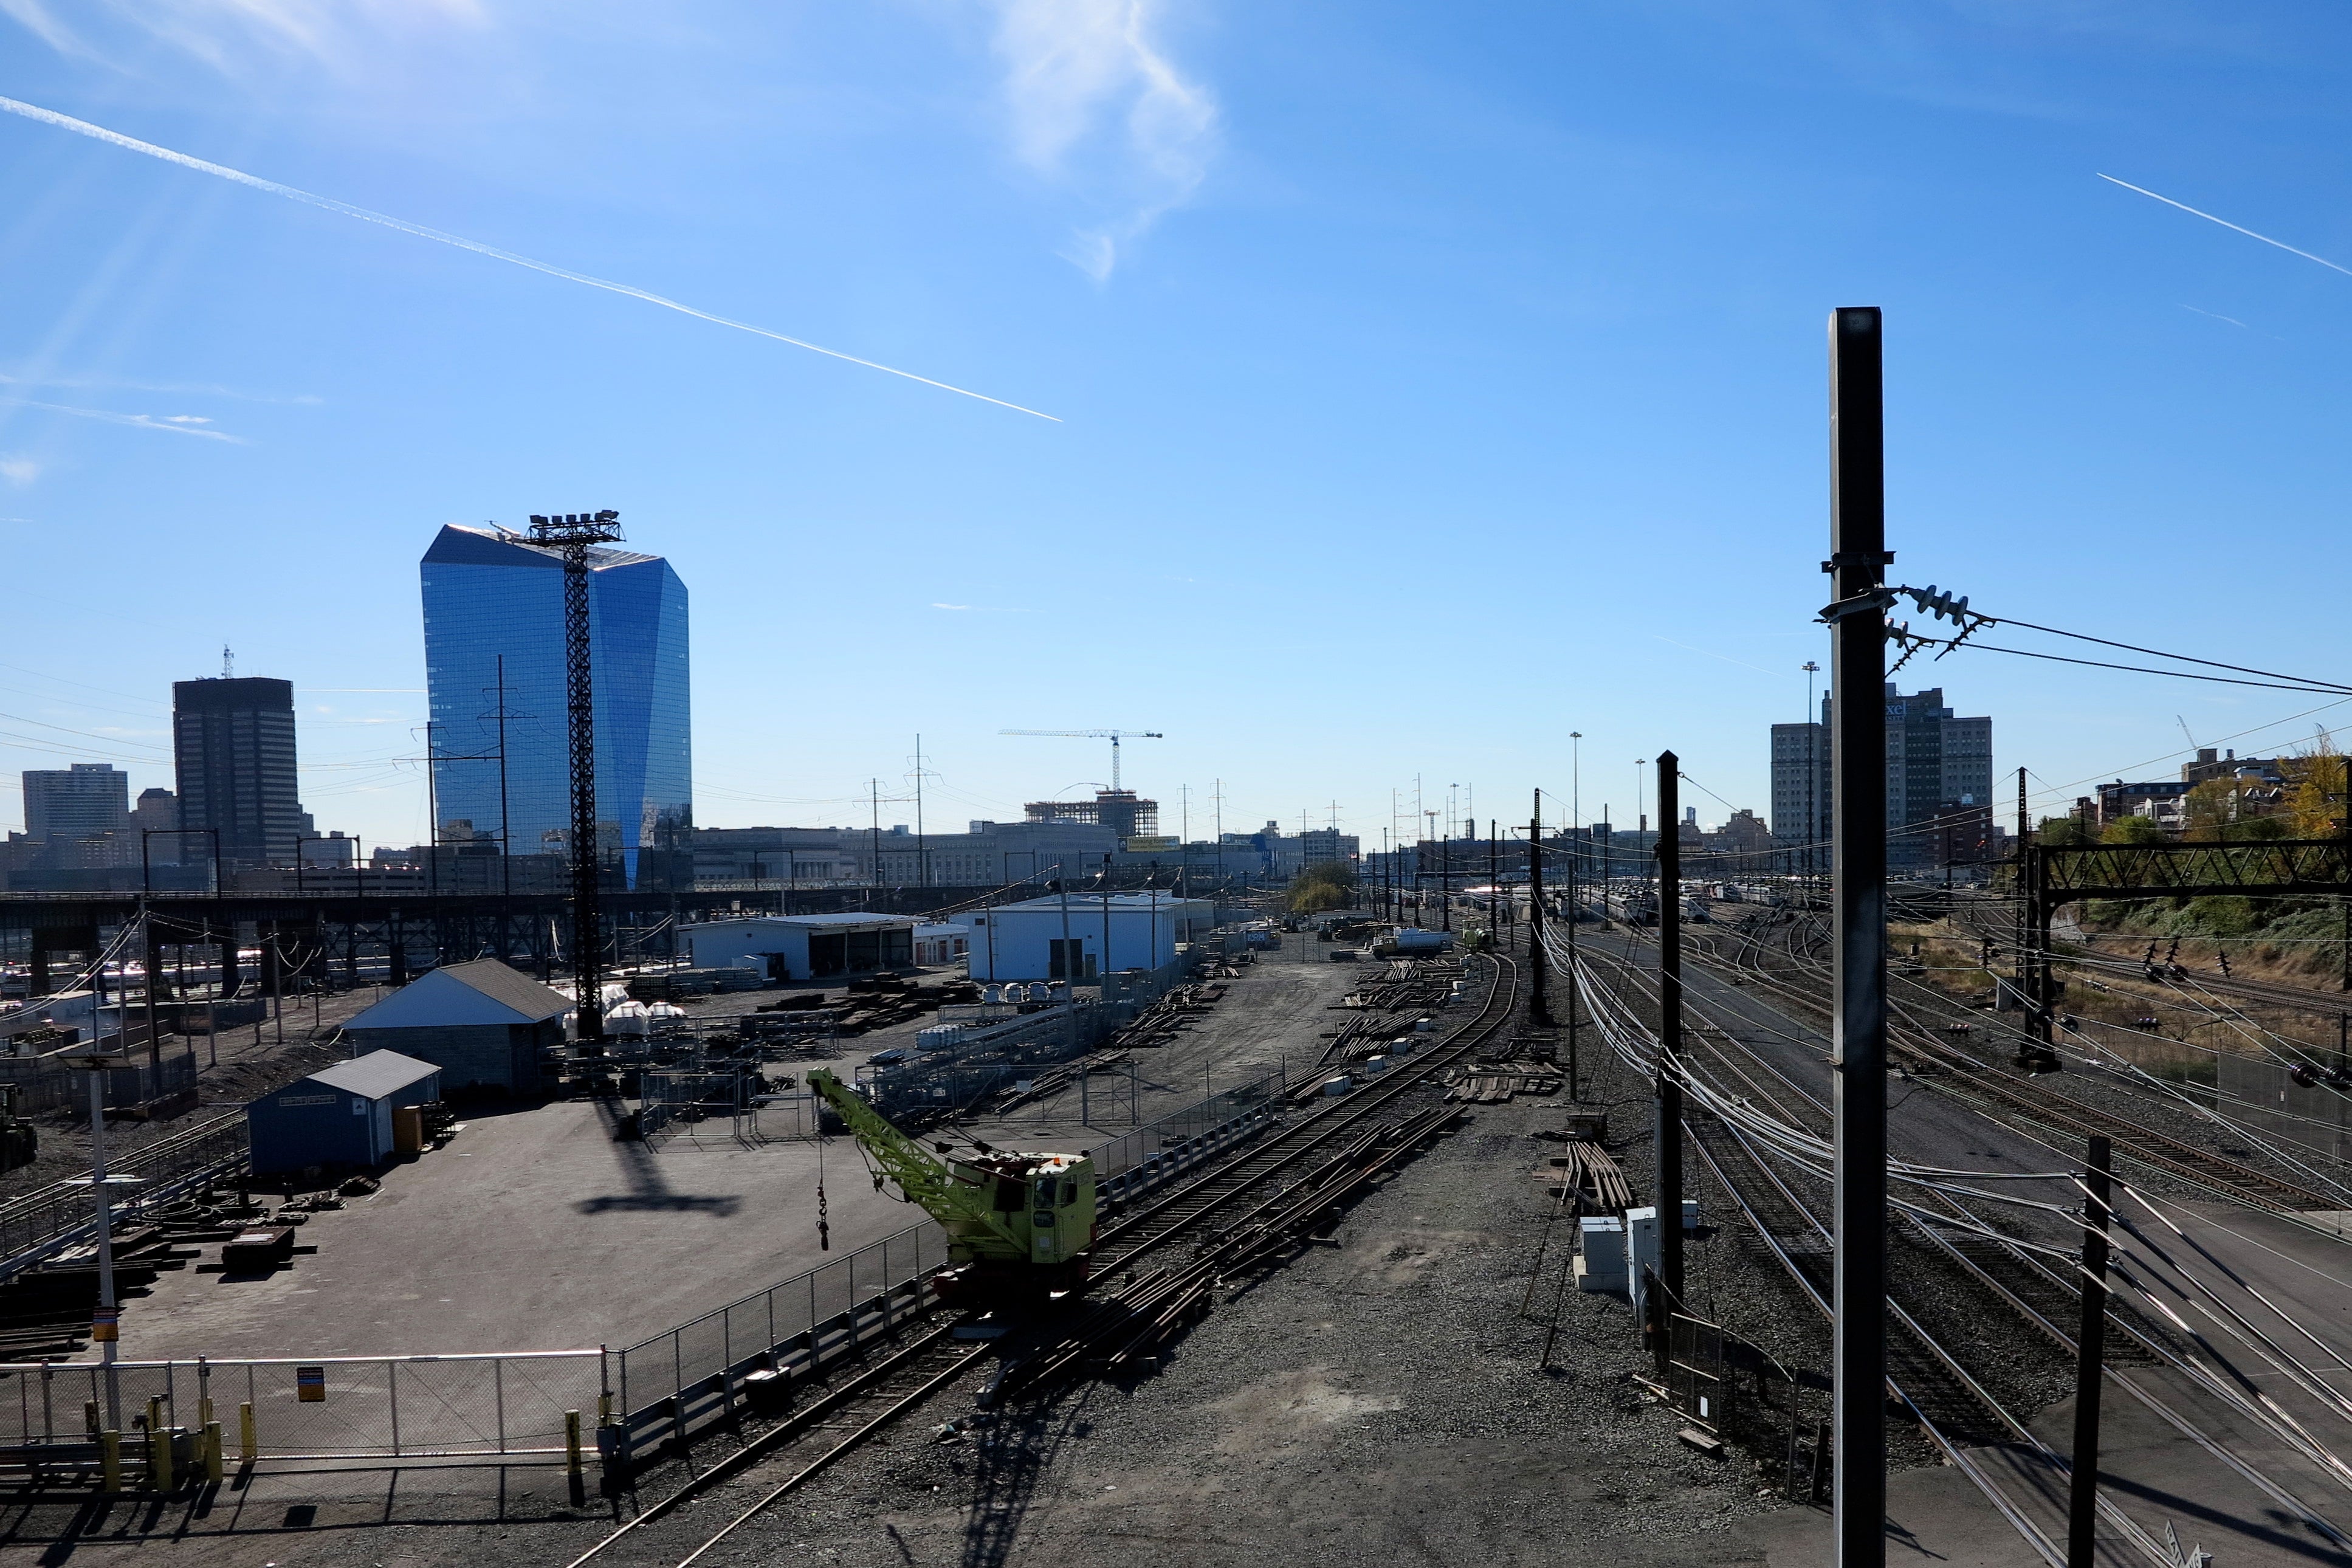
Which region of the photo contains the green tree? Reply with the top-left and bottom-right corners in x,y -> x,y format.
2100,814 -> 2167,845
1287,861 -> 1360,914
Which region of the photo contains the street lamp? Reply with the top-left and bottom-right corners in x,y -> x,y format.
65,1046 -> 137,1428
1803,660 -> 1821,896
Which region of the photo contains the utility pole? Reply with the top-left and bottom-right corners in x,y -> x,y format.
915,735 -> 928,889
1804,660 -> 1822,895
1657,752 -> 1685,1307
1488,819 -> 1498,932
1528,792 -> 1550,1026
2067,1135 -> 2113,1568
527,509 -> 624,1042
1827,305 -> 1889,1567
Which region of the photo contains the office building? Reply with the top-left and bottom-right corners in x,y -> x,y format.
1769,721 -> 1828,850
174,676 -> 303,870
21,764 -> 129,842
1777,687 -> 1993,869
420,524 -> 692,890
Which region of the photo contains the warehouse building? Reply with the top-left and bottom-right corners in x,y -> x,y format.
246,1050 -> 441,1177
340,960 -> 570,1096
965,893 -> 1212,982
683,913 -> 916,982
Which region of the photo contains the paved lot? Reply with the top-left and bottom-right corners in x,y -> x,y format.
113,1097 -> 913,1361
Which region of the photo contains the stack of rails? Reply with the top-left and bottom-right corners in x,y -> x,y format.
1535,1138 -> 1632,1213
1444,1062 -> 1564,1103
972,1051 -> 1136,1115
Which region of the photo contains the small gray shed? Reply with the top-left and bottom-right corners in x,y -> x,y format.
247,1050 -> 441,1176
342,960 -> 570,1095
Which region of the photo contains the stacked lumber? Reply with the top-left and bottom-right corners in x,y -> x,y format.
1443,1061 -> 1563,1103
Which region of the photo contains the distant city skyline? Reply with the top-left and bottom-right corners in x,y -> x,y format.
6,6 -> 2352,853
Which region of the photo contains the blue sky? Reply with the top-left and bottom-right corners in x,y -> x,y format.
4,1 -> 2351,853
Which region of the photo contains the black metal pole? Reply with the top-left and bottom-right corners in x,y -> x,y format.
1828,304 -> 1889,1567
1657,751 -> 1685,1305
2067,1135 -> 2112,1566
1528,792 -> 1552,1026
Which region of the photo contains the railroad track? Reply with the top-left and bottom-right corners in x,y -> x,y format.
566,950 -> 1523,1568
1680,909 -> 2340,1214
1571,942 -> 2189,1566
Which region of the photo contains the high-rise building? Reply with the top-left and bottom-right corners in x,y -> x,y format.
1769,721 -> 1828,851
21,763 -> 130,841
420,524 -> 692,890
174,677 -> 303,869
131,787 -> 181,864
1770,686 -> 1992,868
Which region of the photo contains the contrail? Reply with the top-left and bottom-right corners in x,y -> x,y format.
2098,173 -> 2352,280
1,397 -> 244,441
0,94 -> 1060,422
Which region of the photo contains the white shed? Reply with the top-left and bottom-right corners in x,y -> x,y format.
964,893 -> 1212,982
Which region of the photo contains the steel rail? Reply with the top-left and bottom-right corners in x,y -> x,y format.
567,950 -> 1523,1568
1593,931 -> 2343,1563
1676,912 -> 2337,1212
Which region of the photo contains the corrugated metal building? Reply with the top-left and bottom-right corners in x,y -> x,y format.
247,1050 -> 441,1175
342,960 -> 570,1096
682,914 -> 915,981
965,893 -> 1212,982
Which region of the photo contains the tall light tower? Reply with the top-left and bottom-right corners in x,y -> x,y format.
528,509 -> 625,1040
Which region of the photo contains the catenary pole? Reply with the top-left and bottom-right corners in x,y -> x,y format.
1656,752 -> 1685,1305
2067,1135 -> 2113,1567
1528,792 -> 1551,1026
1828,304 -> 1889,1567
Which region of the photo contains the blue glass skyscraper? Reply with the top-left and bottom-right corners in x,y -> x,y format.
421,524 -> 692,889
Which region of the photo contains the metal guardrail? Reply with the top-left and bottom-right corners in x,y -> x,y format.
0,1112 -> 250,1285
611,1220 -> 949,1465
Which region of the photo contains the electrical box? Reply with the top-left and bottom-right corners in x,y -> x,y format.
1573,1215 -> 1626,1295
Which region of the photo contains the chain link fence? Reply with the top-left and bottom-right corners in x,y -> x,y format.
0,1351 -> 603,1460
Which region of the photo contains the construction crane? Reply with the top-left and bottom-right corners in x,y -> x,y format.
806,1070 -> 1096,1301
1000,729 -> 1162,792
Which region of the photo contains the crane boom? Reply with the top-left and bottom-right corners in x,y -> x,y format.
805,1070 -> 1026,1256
999,728 -> 1163,791
803,1070 -> 1098,1298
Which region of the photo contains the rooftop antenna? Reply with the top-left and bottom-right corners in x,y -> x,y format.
221,644 -> 233,679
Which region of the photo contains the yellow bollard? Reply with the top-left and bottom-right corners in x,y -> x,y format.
198,1394 -> 214,1429
202,1422 -> 224,1485
98,1429 -> 121,1492
151,1422 -> 174,1493
238,1401 -> 256,1464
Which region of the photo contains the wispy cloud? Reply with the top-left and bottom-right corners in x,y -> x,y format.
989,0 -> 1217,281
0,371 -> 321,405
3,0 -> 484,73
0,93 -> 1059,421
0,458 -> 36,487
1,398 -> 246,442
